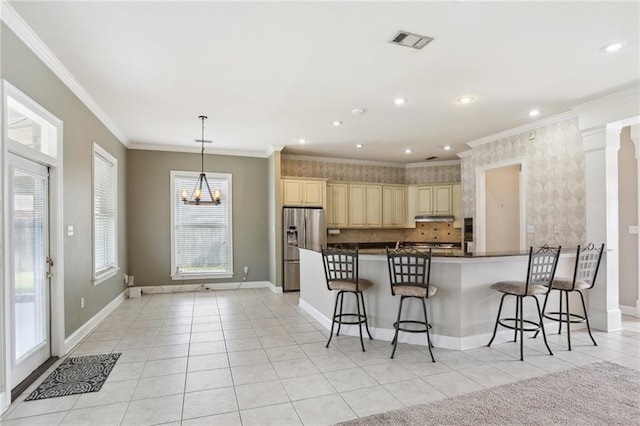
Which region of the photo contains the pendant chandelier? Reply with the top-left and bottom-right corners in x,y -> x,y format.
181,115 -> 222,205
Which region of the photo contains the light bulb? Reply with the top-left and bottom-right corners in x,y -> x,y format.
214,189 -> 221,200
181,190 -> 188,201
195,188 -> 201,200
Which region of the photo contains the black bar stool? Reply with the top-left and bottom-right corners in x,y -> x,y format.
321,246 -> 373,352
536,243 -> 604,350
386,248 -> 437,361
487,245 -> 561,361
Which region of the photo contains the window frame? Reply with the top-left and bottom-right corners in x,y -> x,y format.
170,170 -> 234,280
92,142 -> 118,285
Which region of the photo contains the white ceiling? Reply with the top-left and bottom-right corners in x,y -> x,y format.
7,1 -> 640,163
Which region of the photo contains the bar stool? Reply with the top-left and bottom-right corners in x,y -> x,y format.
386,248 -> 436,361
536,243 -> 604,350
487,245 -> 561,361
321,246 -> 373,352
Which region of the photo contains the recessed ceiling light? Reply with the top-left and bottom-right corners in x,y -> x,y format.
352,108 -> 365,115
601,41 -> 626,53
332,121 -> 343,126
443,145 -> 452,151
456,96 -> 475,104
298,138 -> 307,144
528,109 -> 541,117
356,144 -> 364,148
394,97 -> 407,106
404,148 -> 412,154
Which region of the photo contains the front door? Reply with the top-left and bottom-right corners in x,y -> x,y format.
8,153 -> 51,388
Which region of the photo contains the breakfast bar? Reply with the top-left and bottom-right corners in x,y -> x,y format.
298,247 -> 578,350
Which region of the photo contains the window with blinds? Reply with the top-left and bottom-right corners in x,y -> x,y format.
93,143 -> 118,284
171,171 -> 233,279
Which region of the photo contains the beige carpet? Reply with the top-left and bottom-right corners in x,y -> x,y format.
337,362 -> 640,426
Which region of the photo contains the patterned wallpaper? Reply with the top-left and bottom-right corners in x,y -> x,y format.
461,118 -> 586,247
281,158 -> 459,184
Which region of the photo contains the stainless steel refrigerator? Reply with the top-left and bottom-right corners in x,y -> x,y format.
283,207 -> 325,291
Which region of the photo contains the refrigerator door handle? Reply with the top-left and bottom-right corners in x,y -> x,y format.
303,215 -> 308,250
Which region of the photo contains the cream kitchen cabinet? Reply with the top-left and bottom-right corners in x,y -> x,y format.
382,185 -> 406,227
326,182 -> 349,227
349,184 -> 382,227
282,178 -> 325,207
416,184 -> 452,215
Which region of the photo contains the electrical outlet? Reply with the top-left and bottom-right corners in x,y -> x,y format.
81,297 -> 85,309
243,266 -> 249,274
526,225 -> 535,234
629,225 -> 639,235
554,224 -> 560,234
124,274 -> 129,285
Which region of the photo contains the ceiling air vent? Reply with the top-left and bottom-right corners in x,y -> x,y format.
389,31 -> 434,50
425,156 -> 438,161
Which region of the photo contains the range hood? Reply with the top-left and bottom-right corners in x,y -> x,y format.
415,215 -> 454,223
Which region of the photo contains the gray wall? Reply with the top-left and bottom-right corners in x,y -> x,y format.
2,24 -> 128,337
618,127 -> 638,308
127,150 -> 269,286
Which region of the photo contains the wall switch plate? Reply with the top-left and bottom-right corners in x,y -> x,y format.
630,225 -> 639,235
67,225 -> 74,236
526,225 -> 535,234
80,297 -> 85,308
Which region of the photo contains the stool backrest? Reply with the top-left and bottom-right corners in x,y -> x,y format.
525,245 -> 561,294
321,246 -> 359,291
386,248 -> 432,297
571,243 -> 605,290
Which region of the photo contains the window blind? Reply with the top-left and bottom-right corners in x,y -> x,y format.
94,149 -> 116,275
174,174 -> 231,275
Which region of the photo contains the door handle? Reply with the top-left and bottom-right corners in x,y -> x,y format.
46,272 -> 53,279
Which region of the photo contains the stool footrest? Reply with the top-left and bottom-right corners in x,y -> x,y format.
393,320 -> 431,334
497,317 -> 541,333
333,313 -> 368,326
543,311 -> 587,324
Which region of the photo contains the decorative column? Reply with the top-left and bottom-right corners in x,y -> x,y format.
631,125 -> 640,317
581,125 -> 622,331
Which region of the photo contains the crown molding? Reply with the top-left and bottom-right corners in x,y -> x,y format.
281,154 -> 405,168
405,159 -> 461,168
128,142 -> 271,158
1,1 -> 129,146
569,84 -> 640,113
467,110 -> 578,148
457,150 -> 472,159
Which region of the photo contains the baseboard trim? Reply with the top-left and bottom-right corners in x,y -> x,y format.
267,282 -> 283,294
64,289 -> 126,354
0,392 -> 7,416
132,281 -> 275,294
620,304 -> 640,318
299,297 -> 562,350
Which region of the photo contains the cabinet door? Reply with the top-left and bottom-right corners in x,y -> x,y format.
383,186 -> 406,227
333,184 -> 348,227
282,180 -> 304,206
433,185 -> 453,215
327,183 -> 348,227
349,184 -> 367,227
382,186 -> 395,227
366,185 -> 382,226
393,186 -> 406,226
416,186 -> 433,215
304,181 -> 324,206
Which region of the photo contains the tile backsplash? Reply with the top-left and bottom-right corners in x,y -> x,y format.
327,224 -> 462,245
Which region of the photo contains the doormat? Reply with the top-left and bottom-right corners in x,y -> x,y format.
25,353 -> 121,401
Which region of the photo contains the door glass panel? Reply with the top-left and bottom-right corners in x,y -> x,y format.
13,168 -> 48,361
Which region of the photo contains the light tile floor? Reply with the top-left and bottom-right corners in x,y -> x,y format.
2,289 -> 639,425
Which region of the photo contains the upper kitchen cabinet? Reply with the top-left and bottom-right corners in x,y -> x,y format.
326,182 -> 348,228
382,185 -> 406,227
409,184 -> 455,217
282,178 -> 325,207
349,184 -> 382,227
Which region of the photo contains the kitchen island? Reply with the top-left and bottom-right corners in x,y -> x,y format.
299,248 -> 578,350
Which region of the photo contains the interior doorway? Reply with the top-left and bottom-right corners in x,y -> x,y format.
475,159 -> 526,253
